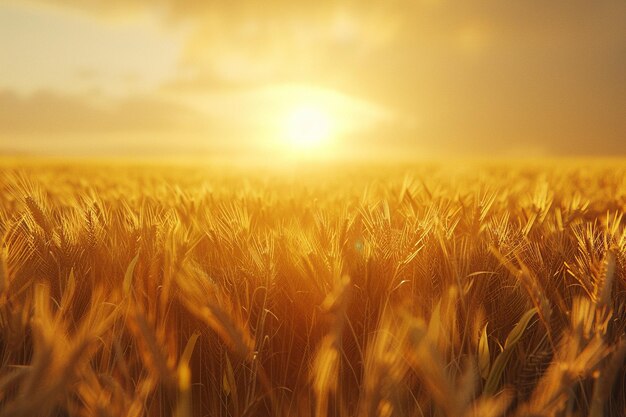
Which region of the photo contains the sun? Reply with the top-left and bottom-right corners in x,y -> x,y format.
283,104 -> 333,149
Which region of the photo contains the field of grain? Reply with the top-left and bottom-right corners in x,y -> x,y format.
0,160 -> 624,417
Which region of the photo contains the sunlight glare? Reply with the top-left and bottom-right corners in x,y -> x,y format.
284,105 -> 333,149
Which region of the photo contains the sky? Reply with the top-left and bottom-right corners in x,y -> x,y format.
0,0 -> 625,158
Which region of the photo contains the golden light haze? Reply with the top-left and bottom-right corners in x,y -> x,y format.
1,0 -> 625,157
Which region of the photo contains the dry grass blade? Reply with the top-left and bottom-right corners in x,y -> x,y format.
484,308 -> 537,395
479,323 -> 491,379
0,247 -> 7,296
122,253 -> 140,297
589,338 -> 626,417
312,275 -> 351,417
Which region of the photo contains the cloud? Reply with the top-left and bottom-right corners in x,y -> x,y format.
0,89 -> 200,134
0,88 -> 251,155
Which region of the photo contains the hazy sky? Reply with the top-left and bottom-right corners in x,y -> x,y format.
1,0 -> 625,157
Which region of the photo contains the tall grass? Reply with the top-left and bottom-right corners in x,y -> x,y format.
0,160 -> 624,416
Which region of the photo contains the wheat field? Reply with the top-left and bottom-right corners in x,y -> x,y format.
0,159 -> 624,417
